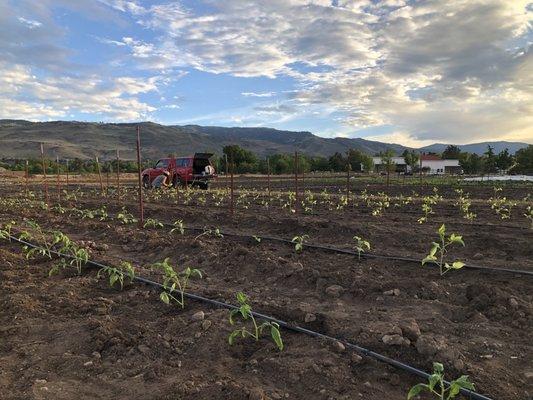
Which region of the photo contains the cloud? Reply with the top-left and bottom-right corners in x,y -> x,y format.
0,62 -> 158,121
241,91 -> 276,98
17,17 -> 42,29
110,0 -> 531,143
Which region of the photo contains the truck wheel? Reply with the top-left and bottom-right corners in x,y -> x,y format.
199,182 -> 209,190
173,175 -> 183,188
142,175 -> 151,189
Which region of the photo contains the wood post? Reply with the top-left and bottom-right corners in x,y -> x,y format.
40,143 -> 49,208
136,126 -> 144,227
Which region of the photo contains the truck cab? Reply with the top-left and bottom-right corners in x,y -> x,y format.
142,153 -> 216,189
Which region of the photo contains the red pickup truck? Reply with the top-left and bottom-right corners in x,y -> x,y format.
142,153 -> 216,189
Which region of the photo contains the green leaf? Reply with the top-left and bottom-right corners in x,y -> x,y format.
110,273 -> 119,287
160,292 -> 170,305
228,330 -> 240,345
422,255 -> 437,265
407,383 -> 428,400
438,224 -> 446,237
433,362 -> 444,374
270,324 -> 283,351
428,373 -> 440,391
451,261 -> 465,269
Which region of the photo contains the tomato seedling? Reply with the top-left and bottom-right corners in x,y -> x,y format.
422,224 -> 465,275
228,292 -> 283,351
408,362 -> 475,400
152,258 -> 202,308
353,235 -> 370,260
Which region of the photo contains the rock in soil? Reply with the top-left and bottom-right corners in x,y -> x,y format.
325,285 -> 344,298
382,334 -> 410,346
416,335 -> 446,356
191,311 -> 205,321
399,318 -> 421,341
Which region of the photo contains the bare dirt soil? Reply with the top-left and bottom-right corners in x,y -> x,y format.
0,181 -> 532,400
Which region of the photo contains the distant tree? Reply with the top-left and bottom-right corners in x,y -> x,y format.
328,152 -> 346,172
346,149 -> 374,173
309,156 -> 330,172
442,145 -> 461,159
460,153 -> 484,174
222,145 -> 258,173
511,145 -> 533,174
484,145 -> 497,174
402,150 -> 420,172
379,149 -> 395,185
496,148 -> 513,172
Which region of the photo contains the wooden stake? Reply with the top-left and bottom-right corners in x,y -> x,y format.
136,126 -> 144,227
40,143 -> 49,208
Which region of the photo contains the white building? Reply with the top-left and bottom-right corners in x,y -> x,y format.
372,154 -> 462,174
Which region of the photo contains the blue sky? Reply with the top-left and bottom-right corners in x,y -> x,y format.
1,0 -> 531,146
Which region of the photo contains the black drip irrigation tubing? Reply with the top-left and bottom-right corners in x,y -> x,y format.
4,234 -> 491,400
160,222 -> 533,278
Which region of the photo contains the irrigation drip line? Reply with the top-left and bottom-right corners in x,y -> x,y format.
157,222 -> 533,277
4,234 -> 491,400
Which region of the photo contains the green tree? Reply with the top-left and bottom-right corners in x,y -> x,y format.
346,149 -> 373,173
484,145 -> 497,174
379,149 -> 395,185
460,153 -> 484,174
511,145 -> 533,174
496,148 -> 513,172
403,150 -> 420,173
328,152 -> 346,172
442,145 -> 461,159
222,145 -> 258,173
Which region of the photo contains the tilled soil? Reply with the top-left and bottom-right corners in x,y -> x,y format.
1,182 -> 532,400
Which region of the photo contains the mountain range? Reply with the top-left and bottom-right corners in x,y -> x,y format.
0,119 -> 529,160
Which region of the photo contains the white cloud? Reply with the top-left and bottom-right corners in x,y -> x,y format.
0,62 -> 158,121
17,17 -> 42,29
241,91 -> 276,98
110,0 -> 532,143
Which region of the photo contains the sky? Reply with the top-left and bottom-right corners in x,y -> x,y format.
1,0 -> 532,146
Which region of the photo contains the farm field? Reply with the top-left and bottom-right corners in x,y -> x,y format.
0,176 -> 532,400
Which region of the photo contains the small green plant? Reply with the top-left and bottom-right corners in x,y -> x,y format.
454,189 -> 476,221
422,224 -> 465,275
418,195 -> 437,224
194,227 -> 224,241
19,221 -> 53,259
170,219 -> 185,235
252,235 -> 262,243
0,220 -> 16,241
143,218 -> 164,229
49,232 -> 89,275
353,235 -> 370,260
524,205 -> 533,229
117,207 -> 137,224
407,362 -> 475,400
152,258 -> 202,308
291,234 -> 309,252
228,292 -> 283,351
97,261 -> 135,290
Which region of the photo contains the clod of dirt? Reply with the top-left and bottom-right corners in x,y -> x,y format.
399,319 -> 421,341
191,311 -> 205,321
325,285 -> 344,298
304,313 -> 316,323
332,341 -> 346,353
472,253 -> 484,260
509,298 -> 519,308
351,353 -> 363,365
382,334 -> 410,346
415,335 -> 446,356
201,320 -> 212,330
384,288 -> 401,296
137,344 -> 150,355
